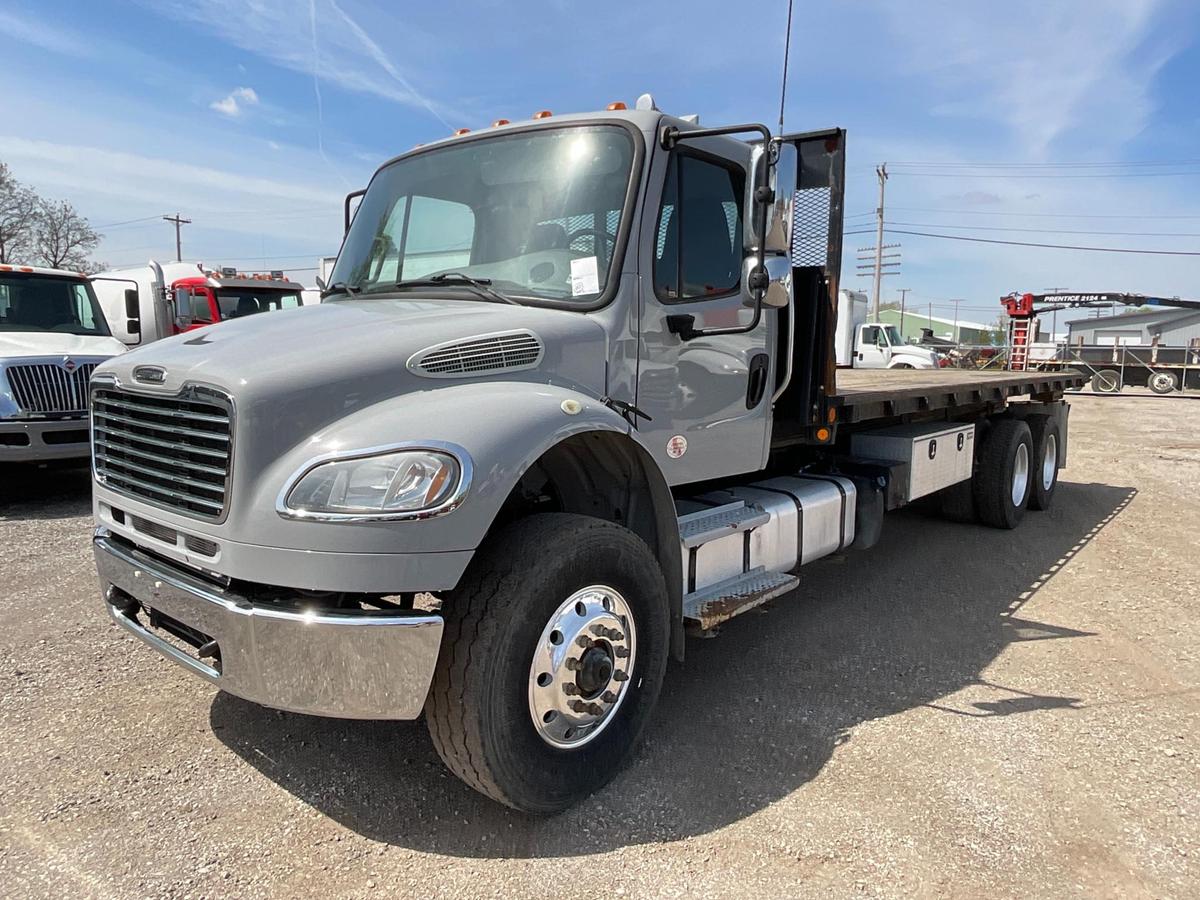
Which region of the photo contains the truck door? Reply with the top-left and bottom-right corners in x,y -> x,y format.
857,324 -> 890,367
635,141 -> 772,484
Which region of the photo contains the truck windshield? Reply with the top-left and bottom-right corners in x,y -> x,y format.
215,289 -> 302,320
0,274 -> 111,336
883,325 -> 904,345
330,124 -> 637,305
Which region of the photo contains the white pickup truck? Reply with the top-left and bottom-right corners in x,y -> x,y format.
0,264 -> 126,462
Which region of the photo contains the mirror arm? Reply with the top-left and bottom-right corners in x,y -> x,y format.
659,123 -> 777,341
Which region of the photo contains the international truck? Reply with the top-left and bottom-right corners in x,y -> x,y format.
835,288 -> 940,369
91,261 -> 305,346
89,99 -> 1084,813
0,264 -> 126,463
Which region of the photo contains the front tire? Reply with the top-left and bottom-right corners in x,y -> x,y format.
425,513 -> 670,813
973,419 -> 1033,529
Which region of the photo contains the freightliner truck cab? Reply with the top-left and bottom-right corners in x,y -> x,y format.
91,98 -> 1077,812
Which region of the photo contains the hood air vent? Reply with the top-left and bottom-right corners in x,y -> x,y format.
408,330 -> 544,378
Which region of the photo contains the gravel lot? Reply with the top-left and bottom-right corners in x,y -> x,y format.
1,395 -> 1197,899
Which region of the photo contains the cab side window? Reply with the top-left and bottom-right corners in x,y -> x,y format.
653,153 -> 745,302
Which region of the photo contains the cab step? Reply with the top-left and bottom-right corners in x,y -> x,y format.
683,567 -> 800,631
678,501 -> 770,549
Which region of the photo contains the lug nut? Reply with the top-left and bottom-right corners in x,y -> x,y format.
601,691 -> 617,703
576,635 -> 591,648
609,629 -> 625,642
614,646 -> 630,659
587,703 -> 604,716
562,683 -> 579,695
564,657 -> 582,671
590,624 -> 606,636
569,700 -> 587,713
613,670 -> 629,682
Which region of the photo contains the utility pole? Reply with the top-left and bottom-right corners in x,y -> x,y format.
898,288 -> 910,337
950,298 -> 964,344
872,163 -> 888,319
163,213 -> 191,262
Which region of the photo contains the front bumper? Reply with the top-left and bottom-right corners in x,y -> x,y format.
0,416 -> 91,461
95,533 -> 444,720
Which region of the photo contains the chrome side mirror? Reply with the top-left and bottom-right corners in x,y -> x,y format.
744,255 -> 791,309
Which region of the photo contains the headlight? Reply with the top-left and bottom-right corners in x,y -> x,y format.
280,446 -> 468,520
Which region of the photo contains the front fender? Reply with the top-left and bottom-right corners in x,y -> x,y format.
888,354 -> 936,369
234,382 -> 657,559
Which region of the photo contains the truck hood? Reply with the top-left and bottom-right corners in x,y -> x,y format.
0,331 -> 127,360
892,345 -> 939,367
94,297 -> 610,454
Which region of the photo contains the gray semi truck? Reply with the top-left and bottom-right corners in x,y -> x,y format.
89,99 -> 1084,813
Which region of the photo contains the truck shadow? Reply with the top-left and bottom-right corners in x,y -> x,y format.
0,462 -> 92,520
209,480 -> 1135,858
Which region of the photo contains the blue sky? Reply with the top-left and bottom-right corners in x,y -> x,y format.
2,0 -> 1199,326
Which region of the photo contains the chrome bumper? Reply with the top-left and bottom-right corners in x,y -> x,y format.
94,533 -> 443,720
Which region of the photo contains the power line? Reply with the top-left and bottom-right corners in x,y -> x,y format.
888,158 -> 1200,169
890,169 -> 1200,179
889,206 -> 1200,219
92,215 -> 165,229
883,228 -> 1200,256
885,220 -> 1200,238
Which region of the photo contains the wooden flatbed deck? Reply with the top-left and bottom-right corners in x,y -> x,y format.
830,368 -> 1086,424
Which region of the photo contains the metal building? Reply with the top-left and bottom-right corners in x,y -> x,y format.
1067,308 -> 1200,346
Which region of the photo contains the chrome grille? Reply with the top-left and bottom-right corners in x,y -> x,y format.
410,331 -> 543,377
6,363 -> 98,414
92,386 -> 232,520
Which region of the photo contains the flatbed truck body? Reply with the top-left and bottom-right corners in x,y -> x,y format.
89,99 -> 1084,813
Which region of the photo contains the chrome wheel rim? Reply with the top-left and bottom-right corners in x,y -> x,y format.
1012,442 -> 1030,506
528,585 -> 636,749
1151,372 -> 1174,392
1042,433 -> 1057,491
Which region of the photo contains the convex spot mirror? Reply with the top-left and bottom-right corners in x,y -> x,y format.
742,255 -> 791,309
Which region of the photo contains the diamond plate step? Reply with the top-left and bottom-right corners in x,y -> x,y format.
677,501 -> 770,549
682,567 -> 799,630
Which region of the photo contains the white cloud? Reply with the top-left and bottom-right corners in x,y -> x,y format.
877,0 -> 1172,155
0,8 -> 94,56
210,85 -> 260,118
145,0 -> 458,127
0,135 -> 340,208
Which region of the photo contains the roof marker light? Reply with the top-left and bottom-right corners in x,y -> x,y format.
453,128 -> 471,136
532,110 -> 553,119
491,118 -> 510,127
606,101 -> 627,110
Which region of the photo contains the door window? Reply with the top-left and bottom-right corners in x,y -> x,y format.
862,325 -> 884,347
653,154 -> 745,302
189,290 -> 213,322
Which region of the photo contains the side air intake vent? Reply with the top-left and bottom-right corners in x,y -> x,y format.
408,330 -> 543,378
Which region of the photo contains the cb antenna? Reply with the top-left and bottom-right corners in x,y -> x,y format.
777,0 -> 795,137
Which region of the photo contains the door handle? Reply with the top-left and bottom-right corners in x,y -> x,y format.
746,353 -> 769,408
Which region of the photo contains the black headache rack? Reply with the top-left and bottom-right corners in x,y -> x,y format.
769,128 -> 846,445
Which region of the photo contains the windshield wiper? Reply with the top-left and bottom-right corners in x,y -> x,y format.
394,272 -> 521,306
320,281 -> 361,300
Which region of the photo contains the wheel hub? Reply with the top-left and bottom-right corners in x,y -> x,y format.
528,585 -> 636,748
1012,441 -> 1030,507
577,646 -> 614,696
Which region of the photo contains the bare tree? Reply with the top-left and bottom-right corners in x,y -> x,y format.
33,198 -> 102,271
0,162 -> 37,264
